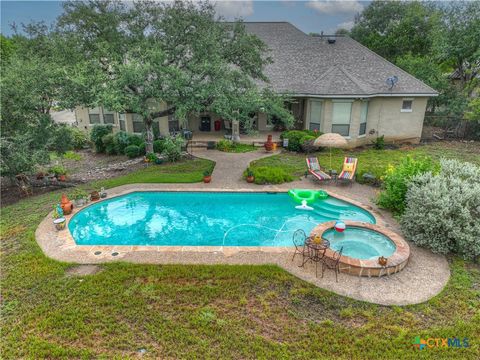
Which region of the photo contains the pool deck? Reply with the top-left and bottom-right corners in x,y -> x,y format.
36,170 -> 450,306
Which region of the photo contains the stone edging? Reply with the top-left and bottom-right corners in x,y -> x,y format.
36,186 -> 390,262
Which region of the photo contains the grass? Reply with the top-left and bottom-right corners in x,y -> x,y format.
249,142 -> 480,183
1,146 -> 479,358
216,142 -> 258,153
89,157 -> 215,189
1,188 -> 479,358
50,151 -> 83,161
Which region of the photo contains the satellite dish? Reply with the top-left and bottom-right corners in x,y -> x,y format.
386,76 -> 399,90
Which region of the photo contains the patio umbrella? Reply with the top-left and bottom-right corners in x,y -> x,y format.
313,133 -> 348,170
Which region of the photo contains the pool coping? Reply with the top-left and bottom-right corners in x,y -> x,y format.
36,186 -> 392,261
311,221 -> 410,277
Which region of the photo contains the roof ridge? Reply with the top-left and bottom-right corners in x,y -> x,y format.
316,65 -> 338,82
339,67 -> 373,93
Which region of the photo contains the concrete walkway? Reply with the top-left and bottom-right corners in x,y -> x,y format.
190,148 -> 282,187
35,150 -> 451,306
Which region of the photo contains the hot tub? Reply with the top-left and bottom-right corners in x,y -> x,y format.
311,221 -> 410,277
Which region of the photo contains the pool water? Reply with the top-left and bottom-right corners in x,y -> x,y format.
322,227 -> 396,259
69,192 -> 375,247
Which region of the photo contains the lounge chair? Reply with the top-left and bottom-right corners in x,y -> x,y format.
338,157 -> 358,183
306,157 -> 332,182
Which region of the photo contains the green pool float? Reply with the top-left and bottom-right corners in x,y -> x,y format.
288,189 -> 328,204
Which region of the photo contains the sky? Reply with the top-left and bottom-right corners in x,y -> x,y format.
1,0 -> 370,36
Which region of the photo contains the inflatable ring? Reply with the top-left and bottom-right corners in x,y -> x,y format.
288,189 -> 328,205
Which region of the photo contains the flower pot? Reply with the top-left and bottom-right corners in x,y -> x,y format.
203,176 -> 212,183
264,134 -> 274,152
60,194 -> 73,215
58,174 -> 66,182
378,256 -> 388,266
246,176 -> 255,183
53,217 -> 66,230
74,198 -> 85,207
90,191 -> 100,201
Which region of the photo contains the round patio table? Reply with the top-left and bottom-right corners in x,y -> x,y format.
300,236 -> 330,267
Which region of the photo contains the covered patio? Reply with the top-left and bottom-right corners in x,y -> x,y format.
189,130 -> 283,146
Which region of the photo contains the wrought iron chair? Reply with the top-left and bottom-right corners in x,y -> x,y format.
291,229 -> 307,264
321,247 -> 343,282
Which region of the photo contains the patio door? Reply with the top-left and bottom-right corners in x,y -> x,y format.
308,100 -> 322,131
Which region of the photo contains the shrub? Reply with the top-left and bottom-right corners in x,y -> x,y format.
138,142 -> 146,155
113,131 -> 131,154
50,124 -> 74,156
377,156 -> 438,215
145,152 -> 158,162
124,145 -> 140,158
249,166 -> 294,184
372,135 -> 385,150
153,139 -> 165,154
280,130 -> 321,152
48,165 -> 67,176
128,134 -> 143,146
216,139 -> 235,152
401,159 -> 480,260
90,124 -> 112,153
101,134 -> 117,155
300,134 -> 317,153
70,127 -> 88,149
161,136 -> 185,162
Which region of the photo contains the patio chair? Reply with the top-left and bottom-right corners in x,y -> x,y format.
321,246 -> 343,282
306,157 -> 332,182
337,157 -> 358,184
291,229 -> 307,264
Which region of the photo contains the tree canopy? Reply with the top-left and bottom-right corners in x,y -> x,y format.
57,0 -> 294,151
350,0 -> 480,119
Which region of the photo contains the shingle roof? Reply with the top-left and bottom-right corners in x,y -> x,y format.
243,22 -> 438,97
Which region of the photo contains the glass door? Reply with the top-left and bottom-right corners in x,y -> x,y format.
309,100 -> 322,131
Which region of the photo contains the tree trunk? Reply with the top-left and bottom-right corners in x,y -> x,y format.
144,116 -> 154,153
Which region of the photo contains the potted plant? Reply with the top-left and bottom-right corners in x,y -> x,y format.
203,170 -> 212,183
49,165 -> 67,181
90,190 -> 100,201
246,168 -> 255,183
72,189 -> 88,207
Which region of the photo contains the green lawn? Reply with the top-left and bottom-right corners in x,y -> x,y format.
249,142 -> 480,183
1,177 -> 479,358
217,143 -> 258,153
1,149 -> 479,358
89,157 -> 215,189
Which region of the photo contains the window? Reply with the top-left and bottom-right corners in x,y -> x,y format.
331,101 -> 352,136
88,107 -> 101,124
103,109 -> 115,124
401,99 -> 413,112
168,114 -> 179,132
309,100 -> 322,131
359,101 -> 368,136
132,114 -> 144,133
118,113 -> 126,131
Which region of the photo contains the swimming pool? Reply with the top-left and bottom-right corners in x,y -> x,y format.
68,191 -> 375,246
322,226 -> 396,260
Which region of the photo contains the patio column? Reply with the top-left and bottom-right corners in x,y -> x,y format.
232,120 -> 240,142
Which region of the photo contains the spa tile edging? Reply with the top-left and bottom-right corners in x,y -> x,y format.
310,221 -> 410,277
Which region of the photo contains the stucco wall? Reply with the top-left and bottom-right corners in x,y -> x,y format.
303,97 -> 428,148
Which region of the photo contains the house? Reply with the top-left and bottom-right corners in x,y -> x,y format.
74,22 -> 438,147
